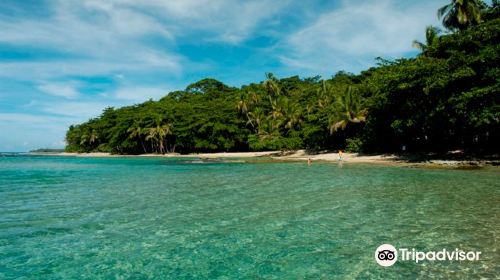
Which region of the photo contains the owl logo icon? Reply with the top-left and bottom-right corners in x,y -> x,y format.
375,244 -> 398,267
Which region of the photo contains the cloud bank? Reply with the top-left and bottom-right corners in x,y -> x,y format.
280,0 -> 448,75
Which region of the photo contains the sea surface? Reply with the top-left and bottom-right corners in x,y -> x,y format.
0,154 -> 499,279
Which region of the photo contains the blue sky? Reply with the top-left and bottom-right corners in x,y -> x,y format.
0,0 -> 449,152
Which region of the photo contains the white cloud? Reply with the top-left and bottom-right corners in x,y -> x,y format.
0,0 -> 288,58
0,0 -> 288,84
280,0 -> 448,74
204,0 -> 290,43
0,113 -> 74,124
81,1 -> 173,38
22,100 -> 38,108
0,1 -> 172,53
0,58 -> 180,82
37,82 -> 80,99
102,0 -> 290,43
0,113 -> 78,151
0,0 -> 182,82
39,101 -> 114,118
37,86 -> 172,119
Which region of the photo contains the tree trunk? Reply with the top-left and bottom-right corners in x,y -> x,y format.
159,139 -> 165,154
140,139 -> 147,154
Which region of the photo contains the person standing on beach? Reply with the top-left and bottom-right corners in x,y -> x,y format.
338,150 -> 343,161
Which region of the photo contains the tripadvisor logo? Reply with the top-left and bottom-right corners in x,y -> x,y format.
375,244 -> 481,267
375,244 -> 397,267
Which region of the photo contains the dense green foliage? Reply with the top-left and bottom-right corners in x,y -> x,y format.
66,2 -> 499,155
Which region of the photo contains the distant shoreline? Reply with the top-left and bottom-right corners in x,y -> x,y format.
28,150 -> 498,169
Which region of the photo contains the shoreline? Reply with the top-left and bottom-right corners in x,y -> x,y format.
28,150 -> 498,169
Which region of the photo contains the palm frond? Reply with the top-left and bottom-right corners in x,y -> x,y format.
438,3 -> 453,19
412,40 -> 426,51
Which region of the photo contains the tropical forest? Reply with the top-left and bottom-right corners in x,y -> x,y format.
65,0 -> 499,155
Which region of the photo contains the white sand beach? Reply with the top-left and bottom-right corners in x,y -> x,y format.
43,150 -> 496,168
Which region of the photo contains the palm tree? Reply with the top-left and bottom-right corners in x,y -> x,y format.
158,123 -> 173,154
412,26 -> 441,52
127,122 -> 147,153
328,86 -> 368,134
145,127 -> 159,153
79,130 -> 97,145
89,130 -> 98,145
284,104 -> 303,130
147,123 -> 173,154
258,127 -> 280,142
269,96 -> 287,121
236,92 -> 250,115
317,81 -> 333,108
79,133 -> 89,146
237,98 -> 249,115
144,117 -> 174,154
263,74 -> 282,105
438,0 -> 485,31
249,91 -> 261,105
246,107 -> 265,129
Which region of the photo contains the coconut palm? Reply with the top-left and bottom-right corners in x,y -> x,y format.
328,86 -> 368,134
438,0 -> 485,30
236,99 -> 249,115
79,133 -> 89,146
269,96 -> 287,121
236,93 -> 250,115
263,74 -> 282,106
317,81 -> 334,108
246,107 -> 265,129
258,127 -> 280,141
249,91 -> 261,105
127,122 -> 147,153
89,130 -> 98,145
145,118 -> 174,154
412,26 -> 441,52
285,104 -> 303,130
145,127 -> 159,153
158,123 -> 173,154
79,129 -> 96,145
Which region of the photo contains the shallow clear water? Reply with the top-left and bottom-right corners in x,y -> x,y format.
0,155 -> 499,279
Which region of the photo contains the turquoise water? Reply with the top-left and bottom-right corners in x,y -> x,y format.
0,155 -> 499,279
